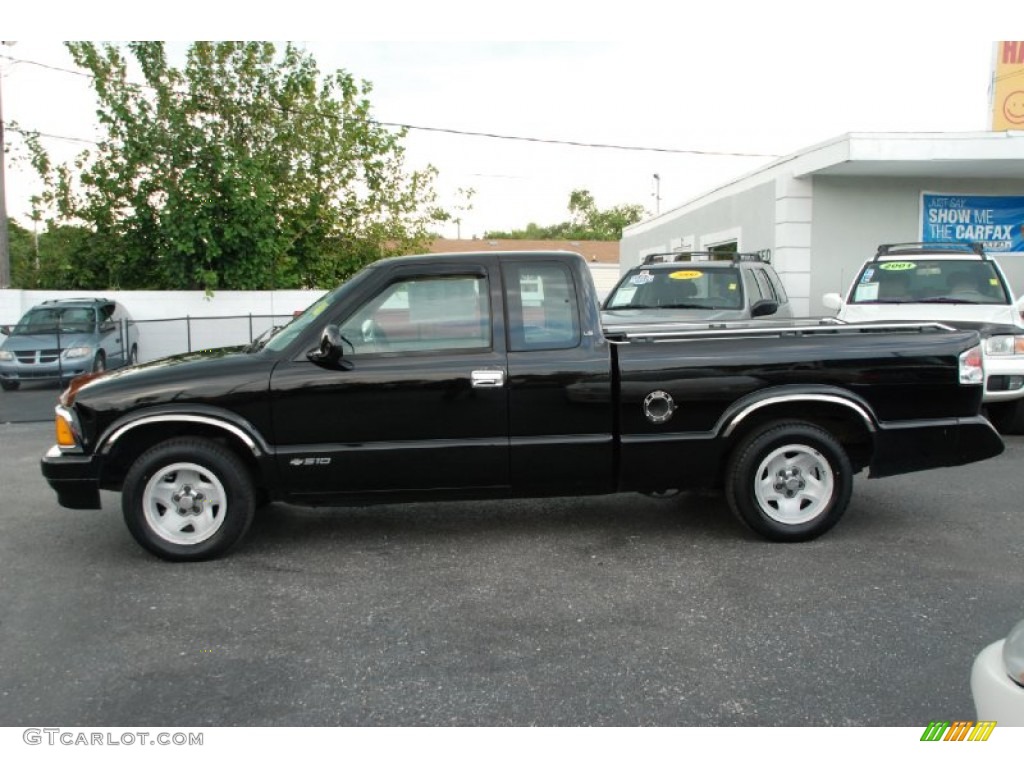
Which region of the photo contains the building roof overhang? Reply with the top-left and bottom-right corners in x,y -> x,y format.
624,131 -> 1024,237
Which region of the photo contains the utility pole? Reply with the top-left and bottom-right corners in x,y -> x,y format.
0,52 -> 10,289
652,173 -> 661,216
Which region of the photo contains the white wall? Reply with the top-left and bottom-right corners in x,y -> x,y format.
588,264 -> 620,301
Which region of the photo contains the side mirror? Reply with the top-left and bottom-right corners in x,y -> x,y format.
750,299 -> 778,318
307,324 -> 346,367
0,325 -> 9,336
822,293 -> 844,312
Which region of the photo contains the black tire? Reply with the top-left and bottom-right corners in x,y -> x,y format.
92,351 -> 106,373
0,380 -> 19,391
986,400 -> 1024,435
122,438 -> 256,561
725,421 -> 853,542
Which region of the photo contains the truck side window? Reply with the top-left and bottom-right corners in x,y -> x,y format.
339,274 -> 491,354
503,262 -> 581,352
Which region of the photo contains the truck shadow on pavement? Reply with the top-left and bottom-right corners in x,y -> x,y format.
240,491 -> 761,558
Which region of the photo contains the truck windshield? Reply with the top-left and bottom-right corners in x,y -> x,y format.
261,270 -> 374,353
848,259 -> 1010,305
605,267 -> 743,310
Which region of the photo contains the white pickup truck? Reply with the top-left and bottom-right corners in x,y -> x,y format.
824,241 -> 1024,433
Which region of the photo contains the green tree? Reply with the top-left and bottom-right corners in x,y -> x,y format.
5,218 -> 119,290
26,41 -> 445,291
486,188 -> 646,241
7,218 -> 36,288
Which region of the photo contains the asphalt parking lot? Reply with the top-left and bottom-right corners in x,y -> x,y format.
0,396 -> 1021,727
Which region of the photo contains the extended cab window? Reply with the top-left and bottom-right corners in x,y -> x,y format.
503,262 -> 580,351
340,274 -> 491,354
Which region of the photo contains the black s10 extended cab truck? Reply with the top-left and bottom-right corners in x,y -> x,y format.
42,251 -> 1003,561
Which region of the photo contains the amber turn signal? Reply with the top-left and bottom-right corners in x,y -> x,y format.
55,415 -> 76,448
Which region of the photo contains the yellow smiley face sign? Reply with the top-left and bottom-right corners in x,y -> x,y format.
879,262 -> 916,271
669,270 -> 703,280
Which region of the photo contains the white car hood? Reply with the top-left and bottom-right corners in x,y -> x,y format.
837,303 -> 1024,329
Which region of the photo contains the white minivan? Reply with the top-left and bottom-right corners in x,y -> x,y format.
823,242 -> 1024,433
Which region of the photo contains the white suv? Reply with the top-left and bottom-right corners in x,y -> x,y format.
823,242 -> 1024,433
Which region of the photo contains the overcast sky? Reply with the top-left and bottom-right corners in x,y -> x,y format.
0,4 -> 1015,240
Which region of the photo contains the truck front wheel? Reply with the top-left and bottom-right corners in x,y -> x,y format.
726,421 -> 852,542
121,438 -> 255,561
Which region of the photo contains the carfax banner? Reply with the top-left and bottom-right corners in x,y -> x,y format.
921,193 -> 1024,253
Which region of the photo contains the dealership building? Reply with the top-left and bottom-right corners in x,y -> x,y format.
620,131 -> 1024,315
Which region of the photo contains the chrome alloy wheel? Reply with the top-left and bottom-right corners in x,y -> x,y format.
142,462 -> 228,546
754,443 -> 834,525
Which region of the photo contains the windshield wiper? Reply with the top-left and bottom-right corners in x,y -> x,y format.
246,325 -> 282,353
618,303 -> 705,310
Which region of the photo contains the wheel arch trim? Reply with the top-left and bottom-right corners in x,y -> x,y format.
99,413 -> 265,456
721,394 -> 876,438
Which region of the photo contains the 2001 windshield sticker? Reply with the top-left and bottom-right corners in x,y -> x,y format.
922,194 -> 1024,252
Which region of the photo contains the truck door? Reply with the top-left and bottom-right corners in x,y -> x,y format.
269,262 -> 510,497
501,258 -> 616,495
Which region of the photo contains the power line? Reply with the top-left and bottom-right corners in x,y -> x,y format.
0,52 -> 780,159
6,125 -> 98,145
373,121 -> 777,157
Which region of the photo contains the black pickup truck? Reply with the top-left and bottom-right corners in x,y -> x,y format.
42,250 -> 1003,560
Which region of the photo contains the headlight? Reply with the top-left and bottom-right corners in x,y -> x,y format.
0,350 -> 12,361
984,335 -> 1024,356
1005,619 -> 1024,688
959,345 -> 984,384
62,346 -> 93,360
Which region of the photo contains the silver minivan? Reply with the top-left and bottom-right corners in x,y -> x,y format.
0,298 -> 139,391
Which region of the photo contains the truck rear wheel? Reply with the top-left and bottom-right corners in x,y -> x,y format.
726,421 -> 852,542
122,438 -> 255,561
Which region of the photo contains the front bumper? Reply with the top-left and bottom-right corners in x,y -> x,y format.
40,444 -> 103,509
0,359 -> 93,384
982,354 -> 1024,403
971,640 -> 1024,726
869,415 -> 1003,478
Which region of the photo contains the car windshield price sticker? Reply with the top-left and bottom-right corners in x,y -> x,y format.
854,283 -> 880,301
669,270 -> 703,280
879,262 -> 916,271
630,270 -> 655,285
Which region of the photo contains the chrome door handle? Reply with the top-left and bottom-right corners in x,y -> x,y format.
471,370 -> 505,388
